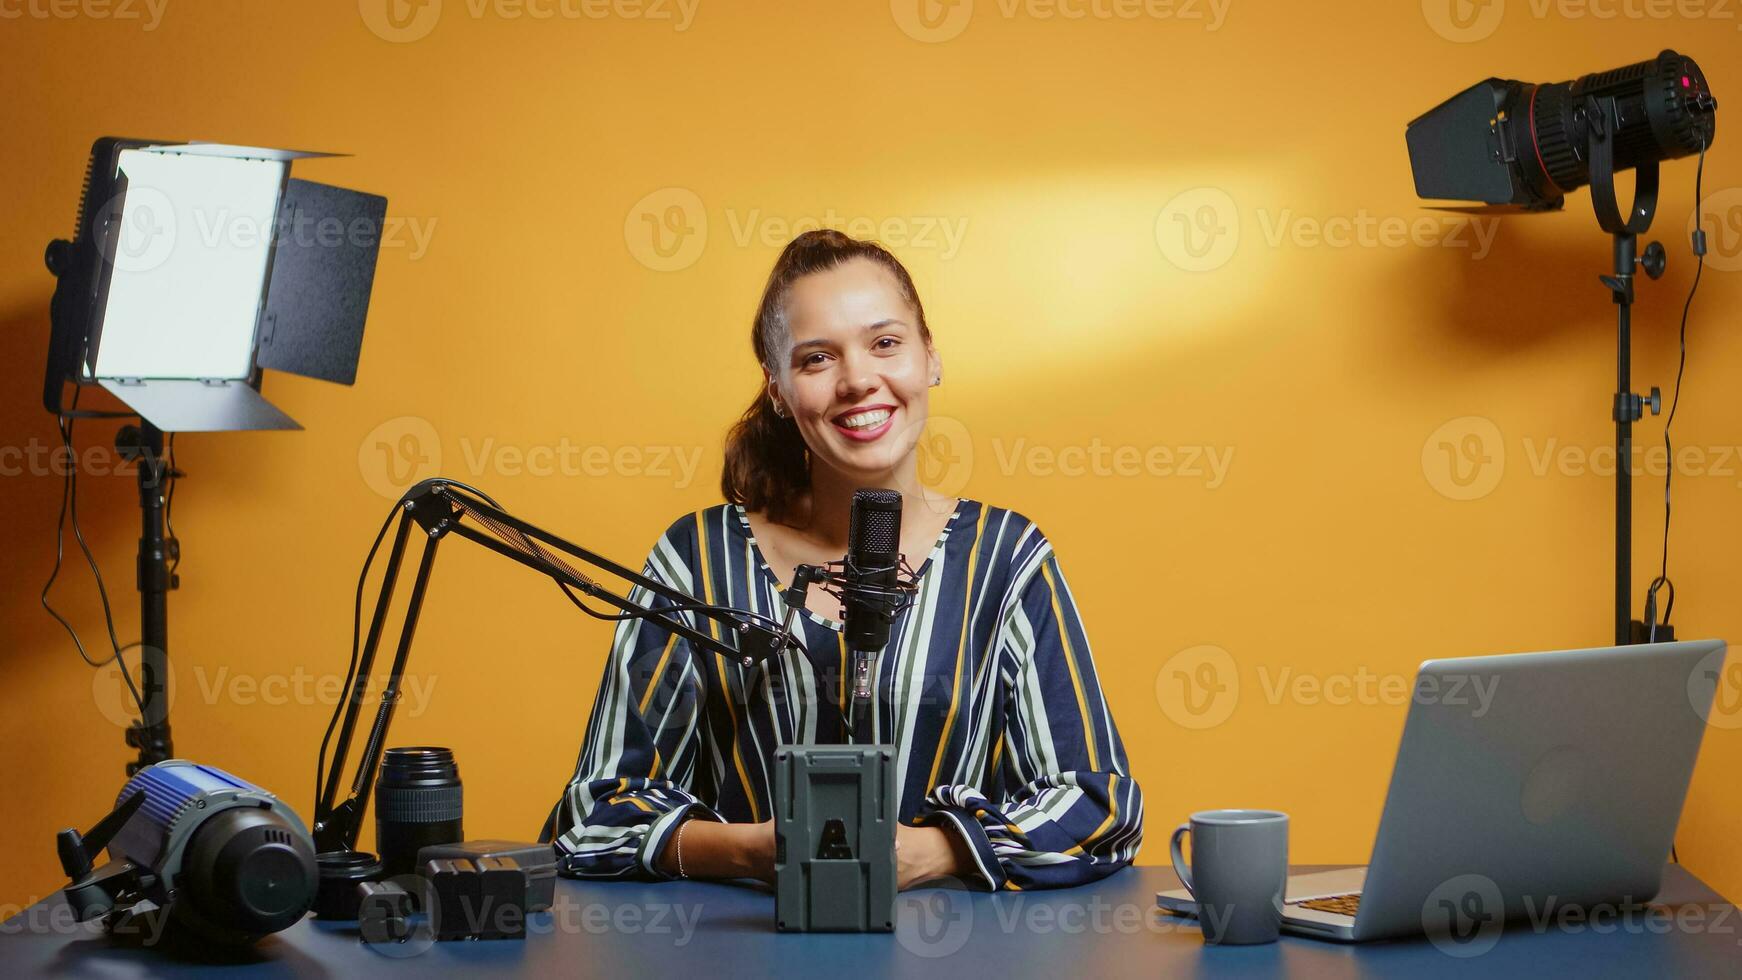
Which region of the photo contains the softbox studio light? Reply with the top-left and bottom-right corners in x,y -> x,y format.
44,138 -> 388,431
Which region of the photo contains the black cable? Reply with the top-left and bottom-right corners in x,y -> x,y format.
430,478 -> 502,510
1647,139 -> 1706,640
318,481 -> 510,810
317,478 -> 505,807
432,479 -> 798,642
1659,140 -> 1706,864
42,408 -> 111,668
40,387 -> 147,720
165,433 -> 180,576
315,499 -> 400,814
554,579 -> 807,645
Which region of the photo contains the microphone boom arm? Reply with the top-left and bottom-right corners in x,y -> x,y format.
311,479 -> 797,854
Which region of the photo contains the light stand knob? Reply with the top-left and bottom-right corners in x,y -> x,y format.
44,239 -> 73,277
1647,386 -> 1662,416
1639,240 -> 1667,279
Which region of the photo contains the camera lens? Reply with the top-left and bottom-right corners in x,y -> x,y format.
375,746 -> 463,877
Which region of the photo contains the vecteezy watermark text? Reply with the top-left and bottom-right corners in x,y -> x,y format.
0,0 -> 167,29
990,437 -> 1233,487
1155,187 -> 1501,272
1155,644 -> 1502,730
624,187 -> 971,272
890,0 -> 1232,44
358,416 -> 705,499
1423,0 -> 1742,45
1421,414 -> 1742,501
360,0 -> 700,42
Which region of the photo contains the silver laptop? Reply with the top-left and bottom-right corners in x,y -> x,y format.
1157,639 -> 1725,942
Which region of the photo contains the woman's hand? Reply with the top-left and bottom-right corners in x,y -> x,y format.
660,818 -> 969,890
657,818 -> 776,882
895,823 -> 973,890
739,819 -> 776,882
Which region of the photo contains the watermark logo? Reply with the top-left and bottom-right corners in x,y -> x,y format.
724,209 -> 968,258
0,0 -> 168,29
97,655 -> 441,729
361,0 -> 698,41
1157,648 -> 1500,729
360,0 -> 443,41
1155,644 -> 1239,729
1422,415 -> 1505,501
1521,893 -> 1741,943
1422,873 -> 1504,957
1689,644 -> 1742,729
1426,417 -> 1742,500
993,437 -> 1232,485
625,189 -> 969,269
356,417 -> 706,498
360,416 -> 444,499
2,441 -> 138,479
1691,187 -> 1742,274
91,189 -> 435,269
897,878 -> 975,957
95,186 -> 178,274
894,0 -> 1231,38
1422,0 -> 1504,42
626,187 -> 708,272
1424,0 -> 1742,42
361,873 -> 439,955
825,414 -> 1236,491
891,0 -> 974,41
1159,189 -> 1500,270
1156,187 -> 1239,272
93,646 -> 173,730
918,415 -> 975,496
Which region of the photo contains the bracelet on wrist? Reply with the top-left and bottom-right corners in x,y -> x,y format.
673,818 -> 690,879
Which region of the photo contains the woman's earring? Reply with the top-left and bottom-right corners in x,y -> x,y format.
930,374 -> 941,387
770,397 -> 788,418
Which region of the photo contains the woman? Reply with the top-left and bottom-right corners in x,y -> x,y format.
553,230 -> 1142,890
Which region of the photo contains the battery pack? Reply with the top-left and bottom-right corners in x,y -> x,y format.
416,839 -> 557,913
773,745 -> 896,933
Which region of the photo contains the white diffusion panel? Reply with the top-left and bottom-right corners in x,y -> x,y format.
92,149 -> 287,380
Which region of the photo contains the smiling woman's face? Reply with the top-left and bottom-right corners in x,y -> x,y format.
768,256 -> 941,483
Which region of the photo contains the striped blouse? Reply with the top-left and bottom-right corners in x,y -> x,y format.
553,498 -> 1143,890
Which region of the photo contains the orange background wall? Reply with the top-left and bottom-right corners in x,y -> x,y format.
3,0 -> 1740,911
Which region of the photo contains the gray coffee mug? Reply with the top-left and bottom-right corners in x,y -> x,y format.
1169,809 -> 1288,945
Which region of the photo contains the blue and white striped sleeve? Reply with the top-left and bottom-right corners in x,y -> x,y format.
920,532 -> 1144,890
553,522 -> 720,879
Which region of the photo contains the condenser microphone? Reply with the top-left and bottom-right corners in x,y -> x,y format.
845,488 -> 902,704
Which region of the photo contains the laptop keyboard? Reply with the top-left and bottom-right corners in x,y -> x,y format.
1293,893 -> 1361,917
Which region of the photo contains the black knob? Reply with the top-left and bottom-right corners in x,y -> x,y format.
44,239 -> 73,277
1640,241 -> 1667,280
57,828 -> 93,881
1648,387 -> 1662,415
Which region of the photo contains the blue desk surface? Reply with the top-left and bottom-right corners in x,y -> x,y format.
3,864 -> 1737,978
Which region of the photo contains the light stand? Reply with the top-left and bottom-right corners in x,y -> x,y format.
42,138 -> 388,774
119,421 -> 176,769
1405,50 -> 1716,645
1584,93 -> 1672,645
